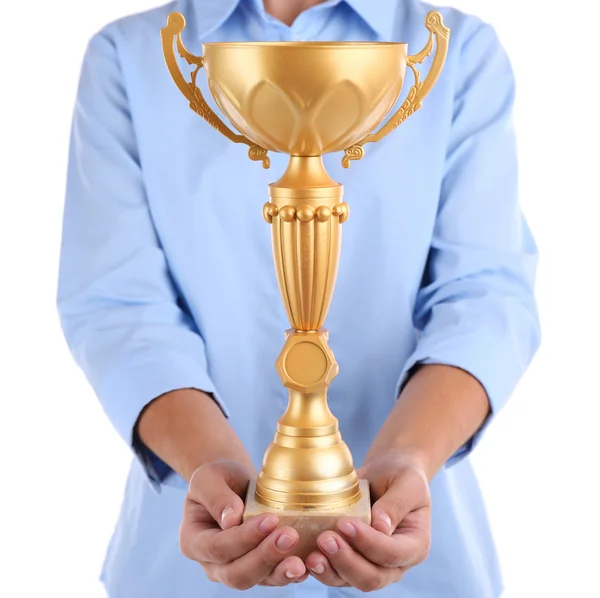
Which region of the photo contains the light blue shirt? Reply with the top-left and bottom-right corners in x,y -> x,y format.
57,0 -> 540,596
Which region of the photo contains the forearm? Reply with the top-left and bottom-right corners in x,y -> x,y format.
365,365 -> 490,480
136,388 -> 254,482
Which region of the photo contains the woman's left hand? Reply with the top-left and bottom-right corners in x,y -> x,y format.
305,451 -> 431,592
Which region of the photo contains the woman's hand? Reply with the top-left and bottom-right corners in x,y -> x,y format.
305,451 -> 431,592
180,460 -> 308,588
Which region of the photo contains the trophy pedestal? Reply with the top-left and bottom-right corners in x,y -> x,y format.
243,479 -> 371,559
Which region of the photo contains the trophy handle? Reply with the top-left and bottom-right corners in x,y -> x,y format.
342,11 -> 450,168
160,12 -> 270,168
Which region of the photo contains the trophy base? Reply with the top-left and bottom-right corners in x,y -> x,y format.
243,479 -> 371,559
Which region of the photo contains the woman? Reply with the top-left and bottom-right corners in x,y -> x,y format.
58,0 -> 540,595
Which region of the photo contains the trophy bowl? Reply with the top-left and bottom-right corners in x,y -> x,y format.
203,41 -> 407,156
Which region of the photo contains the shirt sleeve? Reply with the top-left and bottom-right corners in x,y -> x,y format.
57,30 -> 228,491
396,22 -> 541,465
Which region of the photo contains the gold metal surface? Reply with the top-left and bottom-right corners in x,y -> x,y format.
161,11 -> 449,511
160,13 -> 270,168
342,12 -> 450,167
263,157 -> 348,331
276,331 -> 335,392
202,42 -> 406,156
259,329 -> 359,509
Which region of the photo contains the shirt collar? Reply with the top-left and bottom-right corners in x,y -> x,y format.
344,0 -> 401,40
189,0 -> 400,40
187,0 -> 241,40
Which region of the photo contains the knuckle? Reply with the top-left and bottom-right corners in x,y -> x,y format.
179,528 -> 196,561
358,574 -> 384,593
364,573 -> 385,592
206,493 -> 224,519
382,549 -> 402,568
318,569 -> 335,584
268,569 -> 286,586
188,463 -> 213,495
190,463 -> 230,508
207,538 -> 228,564
416,539 -> 431,565
258,541 -> 281,569
202,565 -> 219,583
389,495 -> 408,521
224,569 -> 254,591
385,541 -> 411,568
237,522 -> 258,546
236,578 -> 255,591
358,531 -> 377,554
187,476 -> 200,495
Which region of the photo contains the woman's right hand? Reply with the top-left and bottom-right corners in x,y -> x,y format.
179,460 -> 308,588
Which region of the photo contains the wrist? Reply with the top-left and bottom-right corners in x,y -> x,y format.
136,388 -> 253,482
363,446 -> 435,481
365,365 -> 489,481
190,458 -> 256,488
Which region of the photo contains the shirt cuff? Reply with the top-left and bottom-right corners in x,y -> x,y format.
97,351 -> 229,492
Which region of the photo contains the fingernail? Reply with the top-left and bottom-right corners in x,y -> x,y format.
338,520 -> 357,538
285,570 -> 298,579
258,516 -> 277,535
319,537 -> 339,555
377,511 -> 392,532
221,505 -> 235,524
276,533 -> 296,551
310,563 -> 326,575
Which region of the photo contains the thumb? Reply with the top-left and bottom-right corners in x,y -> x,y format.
370,477 -> 412,536
188,461 -> 249,530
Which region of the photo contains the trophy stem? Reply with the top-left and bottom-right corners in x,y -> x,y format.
255,156 -> 361,511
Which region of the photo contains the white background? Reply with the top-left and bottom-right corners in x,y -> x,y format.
1,0 -> 599,596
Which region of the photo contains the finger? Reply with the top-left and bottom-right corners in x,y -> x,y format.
181,513 -> 279,564
294,571 -> 310,583
217,526 -> 300,590
336,517 -> 429,568
370,475 -> 428,535
187,462 -> 249,530
315,531 -> 404,593
260,556 -> 306,586
201,563 -> 219,583
305,550 -> 348,587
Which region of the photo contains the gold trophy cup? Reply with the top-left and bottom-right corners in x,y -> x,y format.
161,11 -> 449,557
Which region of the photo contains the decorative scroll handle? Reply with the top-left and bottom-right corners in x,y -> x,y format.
160,12 -> 270,168
342,11 -> 450,168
